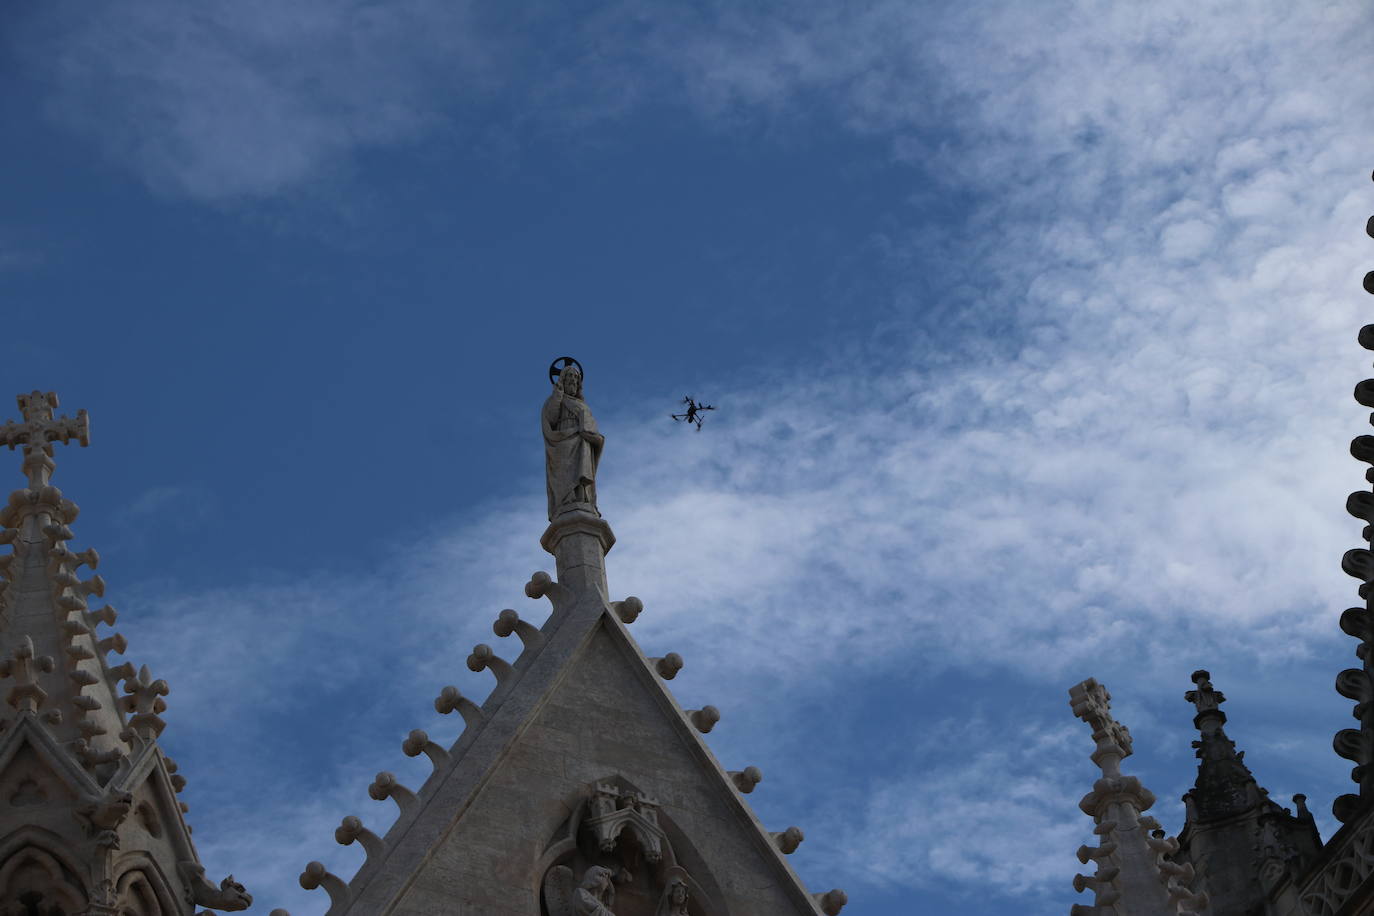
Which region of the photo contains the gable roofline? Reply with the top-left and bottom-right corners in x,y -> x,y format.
307,585 -> 832,914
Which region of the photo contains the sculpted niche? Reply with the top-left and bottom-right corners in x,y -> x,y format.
543,359 -> 604,521
540,778 -> 717,916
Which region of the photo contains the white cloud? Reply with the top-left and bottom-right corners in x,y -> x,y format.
1160,219 -> 1217,262
796,713 -> 1102,911
15,0 -> 493,200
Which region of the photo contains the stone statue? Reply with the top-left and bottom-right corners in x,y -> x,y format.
543,864 -> 617,916
543,363 -> 604,520
656,867 -> 691,915
574,865 -> 617,915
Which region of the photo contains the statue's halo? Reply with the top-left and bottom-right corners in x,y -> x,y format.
548,356 -> 584,386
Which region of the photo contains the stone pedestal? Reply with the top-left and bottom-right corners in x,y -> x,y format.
540,511 -> 615,600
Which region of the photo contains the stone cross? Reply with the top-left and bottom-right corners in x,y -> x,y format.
1185,668 -> 1229,737
0,392 -> 90,488
1184,669 -> 1225,714
1069,677 -> 1133,766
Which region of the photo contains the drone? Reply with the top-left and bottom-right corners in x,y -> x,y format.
670,396 -> 716,431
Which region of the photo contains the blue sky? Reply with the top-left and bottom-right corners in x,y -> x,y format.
2,2 -> 1373,914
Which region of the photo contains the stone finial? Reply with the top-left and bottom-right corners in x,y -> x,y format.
651,653 -> 683,680
434,685 -> 485,730
687,706 -> 719,734
612,596 -> 643,624
729,766 -> 763,793
369,771 -> 418,814
1072,867 -> 1120,894
814,889 -> 848,915
1076,841 -> 1118,863
120,664 -> 169,739
0,635 -> 54,713
335,815 -> 385,866
524,570 -> 572,611
87,603 -> 118,627
493,609 -> 544,652
466,644 -> 513,684
1069,678 -> 1132,768
55,545 -> 99,570
1185,669 -> 1227,728
98,633 -> 128,657
402,729 -> 451,772
299,861 -> 351,911
0,392 -> 90,488
771,826 -> 804,854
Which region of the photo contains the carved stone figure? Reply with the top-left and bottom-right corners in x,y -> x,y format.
543,364 -> 604,520
545,864 -> 617,916
180,862 -> 253,911
574,865 -> 616,915
656,867 -> 690,916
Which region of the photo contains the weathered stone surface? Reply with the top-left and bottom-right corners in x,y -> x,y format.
0,392 -> 249,914
291,363 -> 839,916
543,362 -> 604,522
1068,677 -> 1202,916
348,615 -> 822,915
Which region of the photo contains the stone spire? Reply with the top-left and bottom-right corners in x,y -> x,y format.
1068,678 -> 1207,916
0,391 -> 251,914
1181,670 -> 1262,823
1172,670 -> 1318,912
294,361 -> 847,916
1297,173 -> 1374,915
1337,187 -> 1374,827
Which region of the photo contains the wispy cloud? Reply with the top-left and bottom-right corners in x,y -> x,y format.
13,0 -> 494,200
841,717 -> 1087,898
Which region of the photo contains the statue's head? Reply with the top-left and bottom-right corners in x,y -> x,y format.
665,867 -> 690,904
580,865 -> 614,898
559,365 -> 584,398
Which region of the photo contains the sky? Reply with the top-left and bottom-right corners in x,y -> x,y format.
1,2 -> 1373,914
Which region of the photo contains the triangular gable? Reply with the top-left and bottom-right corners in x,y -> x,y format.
0,714 -> 102,803
113,740 -> 202,868
314,602 -> 828,916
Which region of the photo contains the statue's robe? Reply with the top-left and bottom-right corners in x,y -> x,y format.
574,886 -> 615,916
542,389 -> 602,519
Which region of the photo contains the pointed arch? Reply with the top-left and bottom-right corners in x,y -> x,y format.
111,851 -> 179,916
0,829 -> 88,916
